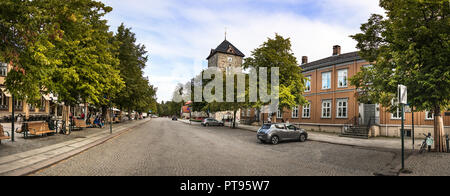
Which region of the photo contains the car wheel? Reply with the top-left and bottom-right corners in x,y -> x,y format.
299,134 -> 307,142
271,136 -> 279,145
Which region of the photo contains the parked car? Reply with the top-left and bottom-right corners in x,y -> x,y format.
257,123 -> 308,145
172,116 -> 178,121
201,118 -> 224,127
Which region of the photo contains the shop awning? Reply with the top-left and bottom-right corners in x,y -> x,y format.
42,94 -> 51,101
0,88 -> 11,97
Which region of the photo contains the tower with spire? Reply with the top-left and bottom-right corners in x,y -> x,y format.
207,38 -> 245,70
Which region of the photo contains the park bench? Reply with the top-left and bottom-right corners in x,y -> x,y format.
88,118 -> 95,128
16,121 -> 55,139
73,119 -> 88,130
113,117 -> 121,123
0,125 -> 10,144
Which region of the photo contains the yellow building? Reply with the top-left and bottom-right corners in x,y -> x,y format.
0,62 -> 52,120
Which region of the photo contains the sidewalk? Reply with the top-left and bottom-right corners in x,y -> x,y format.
179,119 -> 414,150
0,118 -> 151,176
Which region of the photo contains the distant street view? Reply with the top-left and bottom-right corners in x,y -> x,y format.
0,0 -> 449,178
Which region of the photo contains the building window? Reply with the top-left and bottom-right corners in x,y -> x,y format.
0,62 -> 7,77
0,93 -> 8,110
322,72 -> 331,90
247,109 -> 251,117
425,111 -> 434,120
40,97 -> 46,111
292,106 -> 299,118
336,98 -> 348,118
302,102 -> 311,119
277,109 -> 282,119
392,108 -> 401,120
305,76 -> 311,92
29,104 -> 35,112
338,69 -> 348,88
15,99 -> 23,110
322,100 -> 332,118
241,110 -> 245,117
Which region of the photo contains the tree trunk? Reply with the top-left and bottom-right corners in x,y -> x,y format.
434,106 -> 446,152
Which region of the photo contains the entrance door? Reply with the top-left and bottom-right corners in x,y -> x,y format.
363,104 -> 376,125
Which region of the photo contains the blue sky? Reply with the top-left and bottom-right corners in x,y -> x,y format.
101,0 -> 385,102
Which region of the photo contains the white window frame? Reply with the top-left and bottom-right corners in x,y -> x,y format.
292,106 -> 299,118
247,109 -> 251,117
336,98 -> 348,118
425,111 -> 434,120
277,109 -> 282,119
305,76 -> 311,92
391,108 -> 401,120
337,69 -> 348,88
322,72 -> 331,90
322,100 -> 332,119
0,62 -> 7,77
302,102 -> 311,119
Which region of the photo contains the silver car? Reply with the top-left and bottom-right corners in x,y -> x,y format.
257,123 -> 308,145
201,118 -> 225,127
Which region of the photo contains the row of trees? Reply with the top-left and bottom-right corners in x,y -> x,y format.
0,0 -> 157,119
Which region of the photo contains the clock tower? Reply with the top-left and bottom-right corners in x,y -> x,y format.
206,39 -> 245,70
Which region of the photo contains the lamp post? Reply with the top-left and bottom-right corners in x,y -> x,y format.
398,85 -> 408,172
110,98 -> 113,134
11,94 -> 15,142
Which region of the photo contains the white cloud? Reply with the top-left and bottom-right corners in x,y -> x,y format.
102,0 -> 384,102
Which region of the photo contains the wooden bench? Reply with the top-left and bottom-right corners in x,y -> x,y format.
88,118 -> 95,128
0,125 -> 11,144
113,117 -> 121,123
74,119 -> 88,130
16,122 -> 55,139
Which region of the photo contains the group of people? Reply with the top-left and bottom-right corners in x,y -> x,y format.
74,113 -> 105,128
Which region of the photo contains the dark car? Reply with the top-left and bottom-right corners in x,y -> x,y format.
201,118 -> 224,127
172,116 -> 178,121
257,123 -> 308,145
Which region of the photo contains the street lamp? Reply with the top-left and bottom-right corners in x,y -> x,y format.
11,94 -> 15,142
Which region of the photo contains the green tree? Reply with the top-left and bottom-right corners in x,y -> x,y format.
0,0 -> 61,103
350,0 -> 450,152
114,24 -> 157,118
243,34 -> 307,122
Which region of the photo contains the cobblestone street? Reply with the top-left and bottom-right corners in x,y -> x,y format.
32,118 -> 415,176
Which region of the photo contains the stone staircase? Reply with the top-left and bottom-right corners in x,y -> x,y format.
340,125 -> 370,139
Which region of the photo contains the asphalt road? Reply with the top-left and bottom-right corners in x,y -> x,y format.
33,118 -> 403,176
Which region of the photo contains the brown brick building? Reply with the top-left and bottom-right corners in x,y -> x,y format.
242,46 -> 450,138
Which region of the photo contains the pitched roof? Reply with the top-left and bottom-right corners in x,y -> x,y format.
300,51 -> 363,72
206,40 -> 245,60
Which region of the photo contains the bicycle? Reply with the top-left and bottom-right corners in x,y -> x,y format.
419,133 -> 431,154
59,120 -> 71,135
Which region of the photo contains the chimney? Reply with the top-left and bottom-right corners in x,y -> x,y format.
333,45 -> 341,56
302,56 -> 308,65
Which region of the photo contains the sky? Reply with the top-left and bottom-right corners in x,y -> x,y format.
101,0 -> 385,102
